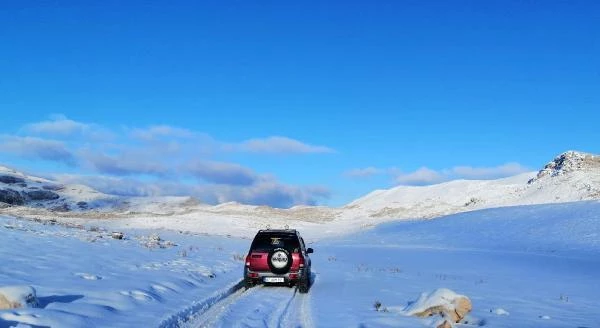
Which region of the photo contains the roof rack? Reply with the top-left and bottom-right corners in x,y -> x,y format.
257,228 -> 297,234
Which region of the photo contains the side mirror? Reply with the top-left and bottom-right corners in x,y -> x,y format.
306,248 -> 314,254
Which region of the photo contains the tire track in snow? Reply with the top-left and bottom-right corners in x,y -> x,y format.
194,285 -> 301,328
298,283 -> 315,328
157,279 -> 245,328
160,279 -> 313,328
267,286 -> 297,328
279,274 -> 316,328
186,284 -> 260,328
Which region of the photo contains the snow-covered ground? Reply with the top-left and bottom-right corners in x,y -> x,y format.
2,151 -> 600,239
310,201 -> 600,327
0,216 -> 249,327
2,201 -> 599,327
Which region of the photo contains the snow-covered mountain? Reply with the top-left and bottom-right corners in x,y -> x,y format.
346,150 -> 600,220
0,165 -> 202,216
1,151 -> 599,235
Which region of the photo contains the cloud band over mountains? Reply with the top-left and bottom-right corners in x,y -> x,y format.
0,116 -> 333,208
345,163 -> 530,186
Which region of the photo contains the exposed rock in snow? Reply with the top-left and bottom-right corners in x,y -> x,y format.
437,320 -> 452,328
0,175 -> 25,184
403,288 -> 472,325
25,190 -> 60,201
0,286 -> 39,309
530,151 -> 600,183
42,184 -> 65,191
50,203 -> 70,212
493,308 -> 510,316
111,232 -> 124,240
0,189 -> 25,205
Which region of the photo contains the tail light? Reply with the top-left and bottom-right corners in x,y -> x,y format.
297,256 -> 305,268
245,255 -> 250,267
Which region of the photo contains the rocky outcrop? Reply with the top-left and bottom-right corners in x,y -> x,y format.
42,184 -> 65,191
50,203 -> 70,212
0,189 -> 25,205
0,175 -> 25,184
530,151 -> 600,183
25,190 -> 60,201
404,288 -> 472,326
0,286 -> 39,309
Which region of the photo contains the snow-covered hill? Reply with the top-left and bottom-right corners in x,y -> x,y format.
1,151 -> 599,236
345,150 -> 600,220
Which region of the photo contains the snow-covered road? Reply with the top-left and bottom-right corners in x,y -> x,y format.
181,284 -> 312,328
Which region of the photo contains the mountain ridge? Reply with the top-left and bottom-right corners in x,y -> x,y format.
1,151 -> 599,226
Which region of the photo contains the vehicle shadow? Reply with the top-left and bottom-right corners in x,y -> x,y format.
309,272 -> 317,288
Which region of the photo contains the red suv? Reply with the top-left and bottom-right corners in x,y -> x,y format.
244,229 -> 313,293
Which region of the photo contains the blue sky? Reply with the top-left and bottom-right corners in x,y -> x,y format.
1,1 -> 598,207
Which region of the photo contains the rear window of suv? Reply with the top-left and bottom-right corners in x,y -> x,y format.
250,233 -> 301,252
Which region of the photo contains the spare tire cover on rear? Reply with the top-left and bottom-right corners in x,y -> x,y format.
268,247 -> 292,274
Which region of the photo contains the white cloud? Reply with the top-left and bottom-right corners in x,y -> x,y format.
22,115 -> 113,141
233,136 -> 335,154
24,116 -> 88,136
184,160 -> 258,186
396,167 -> 445,185
2,118 -> 335,206
130,125 -> 196,141
54,174 -> 330,208
394,163 -> 531,186
0,135 -> 74,164
344,167 -> 384,178
451,162 -> 530,179
81,152 -> 169,176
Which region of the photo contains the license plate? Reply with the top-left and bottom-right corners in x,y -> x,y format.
264,277 -> 285,283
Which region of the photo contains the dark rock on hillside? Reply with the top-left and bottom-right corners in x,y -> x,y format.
42,184 -> 64,191
50,204 -> 70,212
0,189 -> 25,205
25,190 -> 60,201
0,176 -> 25,184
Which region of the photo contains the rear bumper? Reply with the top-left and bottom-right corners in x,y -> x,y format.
245,268 -> 303,283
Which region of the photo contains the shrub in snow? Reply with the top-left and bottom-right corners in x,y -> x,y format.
0,285 -> 39,309
464,197 -> 481,207
403,288 -> 472,325
373,301 -> 387,312
140,234 -> 177,249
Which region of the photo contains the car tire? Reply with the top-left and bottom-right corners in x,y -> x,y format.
245,278 -> 255,290
298,270 -> 310,293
